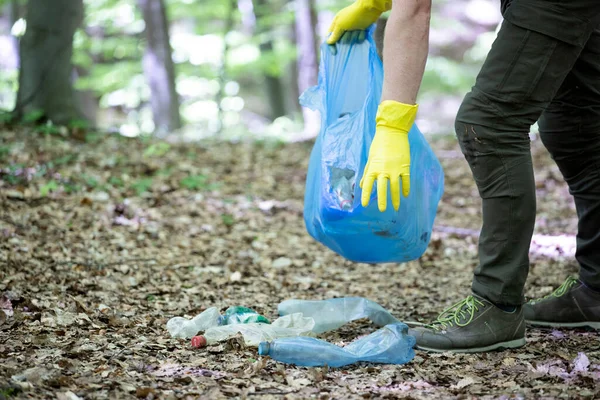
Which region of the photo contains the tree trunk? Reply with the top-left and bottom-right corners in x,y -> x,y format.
292,0 -> 320,137
138,0 -> 181,134
215,0 -> 237,133
14,0 -> 84,124
73,66 -> 98,125
1,0 -> 19,68
294,0 -> 318,96
288,24 -> 301,114
253,0 -> 287,120
237,0 -> 256,35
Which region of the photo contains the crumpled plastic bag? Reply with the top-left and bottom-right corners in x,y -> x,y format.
278,297 -> 399,334
301,26 -> 444,263
259,322 -> 415,367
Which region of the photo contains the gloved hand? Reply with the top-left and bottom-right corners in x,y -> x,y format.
360,100 -> 418,212
327,0 -> 392,47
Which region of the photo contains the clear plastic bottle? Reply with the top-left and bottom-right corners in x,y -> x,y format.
167,306 -> 269,339
330,168 -> 355,210
191,313 -> 315,348
167,307 -> 222,339
333,176 -> 353,210
258,323 -> 415,367
278,297 -> 399,334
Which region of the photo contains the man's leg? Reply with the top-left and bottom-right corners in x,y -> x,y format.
456,23 -> 585,307
410,1 -> 600,352
524,27 -> 600,329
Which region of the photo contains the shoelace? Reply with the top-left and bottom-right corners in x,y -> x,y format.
428,295 -> 486,330
533,276 -> 579,303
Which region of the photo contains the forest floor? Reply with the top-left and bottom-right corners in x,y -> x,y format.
1,128 -> 599,400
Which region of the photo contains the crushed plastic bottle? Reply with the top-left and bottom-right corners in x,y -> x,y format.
191,313 -> 315,348
167,307 -> 222,339
167,306 -> 269,339
220,306 -> 270,325
258,323 -> 415,367
278,297 -> 399,334
330,167 -> 355,210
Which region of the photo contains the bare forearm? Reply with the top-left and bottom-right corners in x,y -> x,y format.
381,0 -> 431,105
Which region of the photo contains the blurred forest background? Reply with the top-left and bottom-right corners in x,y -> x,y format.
0,0 -> 503,142
4,3 -> 597,398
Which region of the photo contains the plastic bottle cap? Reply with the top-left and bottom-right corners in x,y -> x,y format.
258,342 -> 270,356
191,335 -> 207,348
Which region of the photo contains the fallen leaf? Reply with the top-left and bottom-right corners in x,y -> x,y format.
135,387 -> 156,398
11,367 -> 52,385
502,357 -> 516,367
286,377 -> 312,388
272,257 -> 292,269
0,295 -> 13,317
230,271 -> 242,282
225,333 -> 246,352
452,376 -> 476,389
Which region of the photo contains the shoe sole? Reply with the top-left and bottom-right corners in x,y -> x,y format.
526,320 -> 600,329
416,338 -> 526,354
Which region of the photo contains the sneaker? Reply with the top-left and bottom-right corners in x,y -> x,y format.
409,295 -> 526,353
524,276 -> 600,329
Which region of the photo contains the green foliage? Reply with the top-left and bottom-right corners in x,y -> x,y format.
0,385 -> 22,399
2,164 -> 23,185
69,119 -> 92,130
169,0 -> 237,24
0,145 -> 11,160
81,174 -> 100,189
63,182 -> 81,194
421,56 -> 479,95
72,0 -> 145,114
53,154 -> 78,166
85,132 -> 103,144
0,0 -> 489,138
40,180 -> 59,196
143,142 -> 171,158
0,70 -> 18,111
36,123 -> 62,136
221,213 -> 235,226
22,110 -> 45,123
130,178 -> 153,195
75,62 -> 144,99
109,175 -> 124,187
179,174 -> 208,190
0,111 -> 14,125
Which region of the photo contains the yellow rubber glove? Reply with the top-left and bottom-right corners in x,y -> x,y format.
327,0 -> 392,45
360,100 -> 418,212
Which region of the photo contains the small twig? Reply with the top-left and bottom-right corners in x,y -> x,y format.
53,258 -> 157,269
4,195 -> 63,207
248,391 -> 292,396
103,258 -> 157,267
108,346 -> 128,363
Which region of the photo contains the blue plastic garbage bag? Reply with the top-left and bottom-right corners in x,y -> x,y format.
301,26 -> 444,263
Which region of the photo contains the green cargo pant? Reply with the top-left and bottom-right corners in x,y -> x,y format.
455,0 -> 600,305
